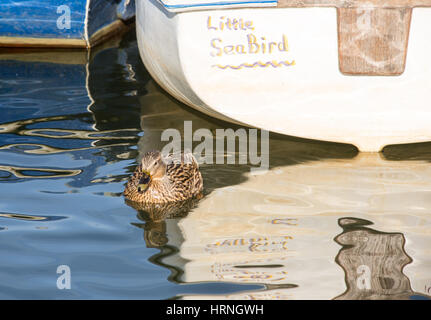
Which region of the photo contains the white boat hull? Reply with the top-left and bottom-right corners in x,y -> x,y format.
136,1 -> 431,152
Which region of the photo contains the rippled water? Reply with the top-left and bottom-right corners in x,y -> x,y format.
0,29 -> 430,300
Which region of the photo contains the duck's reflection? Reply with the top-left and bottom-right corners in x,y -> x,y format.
335,217 -> 430,300
126,199 -> 200,250
142,219 -> 169,248
126,199 -> 193,284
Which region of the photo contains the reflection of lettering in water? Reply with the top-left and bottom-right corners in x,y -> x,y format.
205,236 -> 292,254
206,235 -> 293,285
212,259 -> 289,283
271,218 -> 298,226
127,196 -> 298,298
334,217 -> 431,300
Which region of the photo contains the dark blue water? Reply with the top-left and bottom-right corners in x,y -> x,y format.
0,29 -> 430,300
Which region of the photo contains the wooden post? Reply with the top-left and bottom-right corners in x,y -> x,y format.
334,217 -> 422,300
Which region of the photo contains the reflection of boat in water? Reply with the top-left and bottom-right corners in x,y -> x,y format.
129,113 -> 431,300
0,30 -> 145,187
335,217 -> 430,300
137,0 -> 431,152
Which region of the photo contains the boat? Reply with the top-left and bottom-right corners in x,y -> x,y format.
136,0 -> 431,152
0,0 -> 135,48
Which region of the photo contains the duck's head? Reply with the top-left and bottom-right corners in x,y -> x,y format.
137,151 -> 167,193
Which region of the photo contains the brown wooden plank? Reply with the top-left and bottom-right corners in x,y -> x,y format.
337,7 -> 412,75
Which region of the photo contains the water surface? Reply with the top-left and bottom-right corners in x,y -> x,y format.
0,29 -> 430,299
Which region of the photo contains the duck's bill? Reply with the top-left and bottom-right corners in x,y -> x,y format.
138,173 -> 151,193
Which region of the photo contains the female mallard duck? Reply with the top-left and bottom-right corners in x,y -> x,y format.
124,150 -> 203,203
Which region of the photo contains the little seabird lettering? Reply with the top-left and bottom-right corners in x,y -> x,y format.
207,16 -> 255,31
207,15 -> 291,58
211,34 -> 289,56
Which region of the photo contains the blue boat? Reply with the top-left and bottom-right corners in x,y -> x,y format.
0,0 -> 135,48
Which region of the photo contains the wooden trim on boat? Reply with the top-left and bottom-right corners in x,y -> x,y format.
0,36 -> 87,48
0,20 -> 129,49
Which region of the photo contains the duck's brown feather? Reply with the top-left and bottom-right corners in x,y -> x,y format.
124,152 -> 203,203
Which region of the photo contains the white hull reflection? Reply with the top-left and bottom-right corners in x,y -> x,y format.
135,85 -> 431,299
176,153 -> 431,299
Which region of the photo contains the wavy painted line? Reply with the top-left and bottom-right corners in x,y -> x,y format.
213,60 -> 296,70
